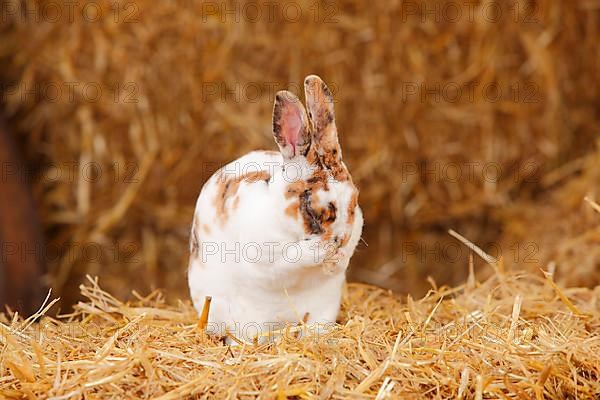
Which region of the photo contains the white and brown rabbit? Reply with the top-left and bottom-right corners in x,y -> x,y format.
188,75 -> 363,342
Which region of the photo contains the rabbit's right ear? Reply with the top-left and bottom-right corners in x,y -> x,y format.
273,91 -> 311,160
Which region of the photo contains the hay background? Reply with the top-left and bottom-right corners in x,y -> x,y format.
0,0 -> 598,307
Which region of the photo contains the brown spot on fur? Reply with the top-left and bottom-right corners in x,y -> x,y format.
215,170 -> 271,225
347,192 -> 358,225
203,224 -> 211,234
285,202 -> 299,218
285,179 -> 309,199
245,170 -> 271,183
284,172 -> 339,237
190,218 -> 200,256
305,77 -> 335,134
306,168 -> 330,191
321,151 -> 350,182
285,179 -> 323,234
314,110 -> 334,137
322,201 -> 336,222
340,234 -> 350,247
215,177 -> 236,222
299,190 -> 323,235
320,203 -> 337,243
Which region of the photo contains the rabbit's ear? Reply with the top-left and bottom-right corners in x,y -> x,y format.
304,75 -> 342,160
273,91 -> 311,160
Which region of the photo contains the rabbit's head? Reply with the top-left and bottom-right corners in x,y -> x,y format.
272,75 -> 360,254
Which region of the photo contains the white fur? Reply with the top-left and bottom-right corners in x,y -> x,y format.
188,150 -> 363,343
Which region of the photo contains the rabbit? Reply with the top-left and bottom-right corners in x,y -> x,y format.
188,75 -> 363,343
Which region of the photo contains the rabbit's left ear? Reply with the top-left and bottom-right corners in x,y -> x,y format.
273,91 -> 311,160
304,75 -> 342,161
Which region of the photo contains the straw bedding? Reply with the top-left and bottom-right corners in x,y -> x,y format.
1,259 -> 599,398
0,0 -> 598,304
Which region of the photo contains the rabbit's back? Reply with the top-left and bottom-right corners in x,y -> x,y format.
192,150 -> 282,236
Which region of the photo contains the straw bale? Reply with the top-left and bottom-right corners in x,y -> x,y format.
0,0 -> 599,303
499,145 -> 600,287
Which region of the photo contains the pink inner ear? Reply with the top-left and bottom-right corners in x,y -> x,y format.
282,106 -> 301,155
